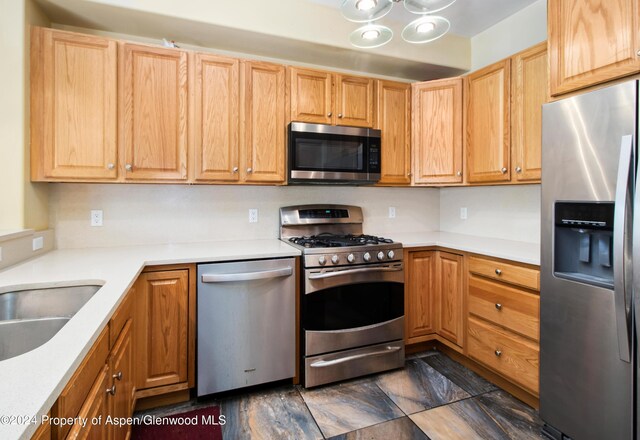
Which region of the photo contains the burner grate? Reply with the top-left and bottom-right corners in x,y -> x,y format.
288,233 -> 393,248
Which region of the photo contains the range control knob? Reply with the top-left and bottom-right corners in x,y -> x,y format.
377,251 -> 385,261
363,252 -> 372,262
387,250 -> 395,260
331,255 -> 340,264
347,253 -> 355,263
318,256 -> 326,266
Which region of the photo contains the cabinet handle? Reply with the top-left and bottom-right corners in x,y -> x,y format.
456,171 -> 462,177
106,384 -> 116,395
338,113 -> 343,118
246,168 -> 253,173
500,167 -> 507,174
107,163 -> 115,170
515,166 -> 522,173
232,167 -> 239,173
495,303 -> 503,311
113,371 -> 122,381
495,269 -> 502,275
327,112 -> 332,117
494,350 -> 502,357
125,164 -> 133,172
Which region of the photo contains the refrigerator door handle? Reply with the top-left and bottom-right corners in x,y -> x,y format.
613,134 -> 633,363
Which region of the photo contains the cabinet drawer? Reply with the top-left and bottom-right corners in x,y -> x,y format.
468,275 -> 539,341
468,256 -> 539,290
467,317 -> 539,394
109,289 -> 133,348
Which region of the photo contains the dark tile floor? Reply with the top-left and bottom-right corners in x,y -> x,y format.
135,350 -> 545,439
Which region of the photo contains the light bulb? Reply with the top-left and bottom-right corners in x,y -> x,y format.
362,29 -> 381,40
416,21 -> 436,33
355,0 -> 377,11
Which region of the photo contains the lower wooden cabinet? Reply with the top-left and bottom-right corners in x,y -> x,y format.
435,252 -> 464,346
66,365 -> 111,440
109,321 -> 134,440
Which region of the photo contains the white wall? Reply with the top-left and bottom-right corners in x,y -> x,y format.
439,185 -> 540,244
49,185 -> 440,249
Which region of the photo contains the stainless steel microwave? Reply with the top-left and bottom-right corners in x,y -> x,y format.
288,122 -> 381,184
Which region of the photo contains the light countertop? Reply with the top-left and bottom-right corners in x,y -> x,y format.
0,232 -> 539,439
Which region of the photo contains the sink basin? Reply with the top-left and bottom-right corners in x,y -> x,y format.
0,284 -> 102,361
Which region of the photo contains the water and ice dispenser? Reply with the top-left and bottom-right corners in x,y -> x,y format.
554,202 -> 615,289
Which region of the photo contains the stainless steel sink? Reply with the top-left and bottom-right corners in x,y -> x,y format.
0,284 -> 102,361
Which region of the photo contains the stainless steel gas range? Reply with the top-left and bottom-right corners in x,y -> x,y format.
280,204 -> 405,388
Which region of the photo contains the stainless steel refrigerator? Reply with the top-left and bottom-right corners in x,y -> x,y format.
540,79 -> 638,439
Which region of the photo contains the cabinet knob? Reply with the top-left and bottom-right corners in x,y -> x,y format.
247,168 -> 253,173
232,167 -> 239,173
495,303 -> 503,311
495,269 -> 502,275
106,384 -> 116,395
407,172 -> 412,177
113,371 -> 122,381
515,166 -> 522,173
327,112 -> 332,117
494,350 -> 502,357
456,171 -> 462,177
637,50 -> 640,57
338,113 -> 343,118
125,164 -> 133,172
501,167 -> 507,174
107,163 -> 115,170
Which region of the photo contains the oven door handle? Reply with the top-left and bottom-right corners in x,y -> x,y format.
309,346 -> 402,368
308,266 -> 402,280
201,267 -> 292,283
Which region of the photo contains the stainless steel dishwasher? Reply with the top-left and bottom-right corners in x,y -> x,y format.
197,258 -> 296,396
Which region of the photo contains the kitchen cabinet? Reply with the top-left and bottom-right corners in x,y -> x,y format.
377,80 -> 411,185
548,0 -> 640,96
31,416 -> 51,440
289,67 -> 376,128
193,53 -> 240,182
412,78 -> 463,184
435,252 -> 464,346
66,365 -> 111,440
109,321 -> 134,440
511,42 -> 546,182
405,250 -> 437,342
120,43 -> 189,181
31,27 -> 118,181
241,61 -> 287,184
466,255 -> 540,395
465,59 -> 511,184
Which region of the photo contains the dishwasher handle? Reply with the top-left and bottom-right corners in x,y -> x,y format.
201,267 -> 293,283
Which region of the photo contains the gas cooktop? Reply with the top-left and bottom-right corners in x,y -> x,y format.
288,233 -> 394,249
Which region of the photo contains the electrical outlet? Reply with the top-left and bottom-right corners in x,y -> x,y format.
249,208 -> 258,223
0,247 -> 2,262
388,207 -> 396,219
32,237 -> 44,251
91,210 -> 103,227
460,207 -> 468,220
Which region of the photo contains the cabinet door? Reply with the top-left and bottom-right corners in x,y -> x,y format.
406,251 -> 437,341
135,270 -> 189,389
512,43 -> 546,183
109,321 -> 133,440
194,53 -> 240,182
120,43 -> 188,180
289,67 -> 333,124
412,78 -> 463,184
549,0 -> 640,96
335,74 -> 376,127
377,80 -> 411,185
241,61 -> 287,183
465,59 -> 511,183
436,252 -> 464,347
35,28 -> 117,180
66,365 -> 110,440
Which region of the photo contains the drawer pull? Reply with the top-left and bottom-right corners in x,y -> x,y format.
494,349 -> 502,357
495,303 -> 503,311
495,269 -> 502,275
106,384 -> 116,395
113,371 -> 122,381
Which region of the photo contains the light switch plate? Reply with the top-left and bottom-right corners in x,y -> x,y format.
32,236 -> 44,251
0,247 -> 2,262
460,207 -> 468,220
388,207 -> 396,219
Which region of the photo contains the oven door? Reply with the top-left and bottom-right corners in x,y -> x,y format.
303,262 -> 404,356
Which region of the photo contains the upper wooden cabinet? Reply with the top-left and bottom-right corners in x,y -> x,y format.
465,59 -> 511,184
241,61 -> 287,183
548,0 -> 640,96
377,80 -> 411,185
512,43 -> 546,182
31,27 -> 118,181
412,78 -> 463,185
120,43 -> 189,181
193,53 -> 240,182
289,67 -> 376,128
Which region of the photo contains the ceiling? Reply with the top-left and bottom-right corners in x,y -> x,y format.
33,0 -> 539,81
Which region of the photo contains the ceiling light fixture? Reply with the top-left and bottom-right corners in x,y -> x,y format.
341,0 -> 455,48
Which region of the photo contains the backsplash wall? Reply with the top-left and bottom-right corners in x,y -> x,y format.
49,184 -> 440,249
439,185 -> 541,244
